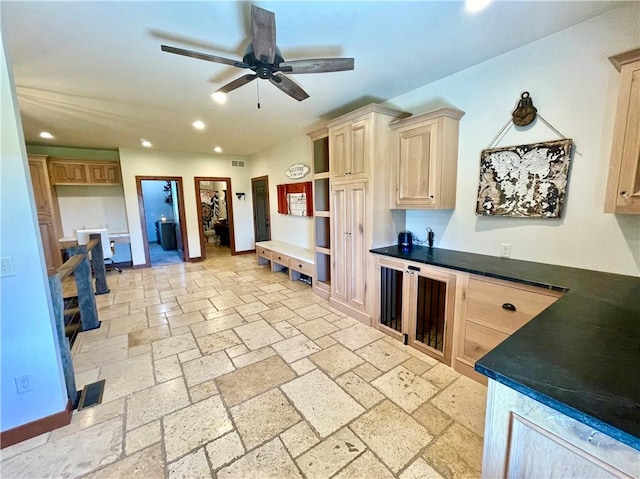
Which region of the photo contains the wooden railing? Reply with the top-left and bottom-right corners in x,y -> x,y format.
47,235 -> 110,404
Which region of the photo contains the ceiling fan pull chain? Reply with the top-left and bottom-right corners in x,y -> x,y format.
257,79 -> 261,109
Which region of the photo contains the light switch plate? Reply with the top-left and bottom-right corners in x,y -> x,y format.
1,257 -> 15,277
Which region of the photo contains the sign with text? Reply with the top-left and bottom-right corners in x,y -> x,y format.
285,163 -> 310,179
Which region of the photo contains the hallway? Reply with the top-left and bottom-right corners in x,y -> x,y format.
1,250 -> 486,478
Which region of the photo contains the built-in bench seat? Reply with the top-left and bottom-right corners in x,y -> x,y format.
255,240 -> 314,284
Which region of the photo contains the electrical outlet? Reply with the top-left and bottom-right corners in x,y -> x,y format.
500,243 -> 512,258
15,375 -> 34,394
1,257 -> 15,277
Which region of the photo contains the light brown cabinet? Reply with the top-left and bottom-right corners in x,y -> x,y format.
454,275 -> 563,383
605,49 -> 640,214
49,158 -> 121,185
28,155 -> 63,273
376,256 -> 457,365
331,181 -> 367,312
390,107 -> 464,209
325,104 -> 409,324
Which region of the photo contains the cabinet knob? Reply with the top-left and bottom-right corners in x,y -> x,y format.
620,191 -> 629,198
502,302 -> 517,312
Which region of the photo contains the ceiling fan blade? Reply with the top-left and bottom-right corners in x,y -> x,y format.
269,73 -> 309,102
251,5 -> 276,64
217,74 -> 257,94
279,58 -> 355,74
161,45 -> 249,68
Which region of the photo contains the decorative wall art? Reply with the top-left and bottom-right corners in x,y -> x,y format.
476,139 -> 573,218
285,163 -> 311,179
276,182 -> 313,216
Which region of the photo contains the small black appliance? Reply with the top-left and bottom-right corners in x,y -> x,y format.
398,231 -> 413,250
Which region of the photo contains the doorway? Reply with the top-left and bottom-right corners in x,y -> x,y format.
194,177 -> 235,259
252,176 -> 271,243
136,176 -> 189,267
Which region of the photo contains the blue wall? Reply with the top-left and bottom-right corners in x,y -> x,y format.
141,180 -> 175,242
1,37 -> 68,431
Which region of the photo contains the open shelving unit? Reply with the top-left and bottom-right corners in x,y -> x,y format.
309,127 -> 331,298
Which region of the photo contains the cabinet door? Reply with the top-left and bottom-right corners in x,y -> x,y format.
331,185 -> 348,303
348,120 -> 369,179
395,123 -> 438,207
330,125 -> 349,179
407,266 -> 456,365
378,259 -> 406,339
87,163 -> 121,184
39,221 -> 62,273
347,183 -> 367,310
49,161 -> 87,184
29,159 -> 52,218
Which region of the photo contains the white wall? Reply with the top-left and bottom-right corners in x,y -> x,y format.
386,4 -> 640,276
1,35 -> 68,431
118,148 -> 253,264
57,185 -> 128,237
249,136 -> 314,250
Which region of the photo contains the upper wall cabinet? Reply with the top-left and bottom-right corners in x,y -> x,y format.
390,107 -> 464,210
49,158 -> 122,186
605,49 -> 640,214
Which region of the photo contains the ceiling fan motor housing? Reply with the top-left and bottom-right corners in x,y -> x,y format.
243,43 -> 285,78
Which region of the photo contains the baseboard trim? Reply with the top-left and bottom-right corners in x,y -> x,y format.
0,399 -> 73,449
234,249 -> 256,256
189,256 -> 203,262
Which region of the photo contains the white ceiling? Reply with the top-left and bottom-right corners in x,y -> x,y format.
2,1 -> 624,157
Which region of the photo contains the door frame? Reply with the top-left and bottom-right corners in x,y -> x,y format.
136,176 -> 189,267
194,177 -> 236,259
251,175 -> 271,242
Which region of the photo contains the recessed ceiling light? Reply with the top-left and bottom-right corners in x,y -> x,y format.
141,139 -> 152,148
465,0 -> 492,13
192,120 -> 205,130
211,92 -> 227,104
213,146 -> 223,153
39,131 -> 54,139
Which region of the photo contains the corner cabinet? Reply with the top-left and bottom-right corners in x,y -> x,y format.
605,49 -> 640,214
390,107 -> 464,209
326,104 -> 410,324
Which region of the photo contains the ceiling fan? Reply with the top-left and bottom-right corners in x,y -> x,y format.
161,5 -> 354,102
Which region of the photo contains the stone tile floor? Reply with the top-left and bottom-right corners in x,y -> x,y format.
1,247 -> 487,478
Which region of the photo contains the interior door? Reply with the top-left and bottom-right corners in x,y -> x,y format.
252,176 -> 271,242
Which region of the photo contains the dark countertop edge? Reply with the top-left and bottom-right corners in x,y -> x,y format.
475,364 -> 640,452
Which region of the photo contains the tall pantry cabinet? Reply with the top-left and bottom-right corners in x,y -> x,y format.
326,104 -> 410,324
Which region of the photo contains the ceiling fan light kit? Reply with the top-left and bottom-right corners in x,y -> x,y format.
161,5 -> 354,103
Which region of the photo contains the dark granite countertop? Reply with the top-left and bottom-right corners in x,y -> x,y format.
370,245 -> 640,451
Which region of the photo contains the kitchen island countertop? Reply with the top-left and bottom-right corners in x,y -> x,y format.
370,245 -> 640,451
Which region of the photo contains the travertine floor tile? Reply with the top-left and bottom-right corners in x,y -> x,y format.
352,362 -> 383,382
217,437 -> 303,479
106,312 -> 149,338
356,339 -> 411,372
182,350 -> 235,387
421,362 -> 461,389
196,329 -> 242,354
296,427 -> 365,479
125,420 -> 161,455
205,431 -> 245,471
99,353 -> 155,402
280,421 -> 320,459
309,344 -> 364,377
350,400 -> 432,473
168,448 -> 211,479
231,345 -> 277,368
333,450 -> 395,479
399,458 -> 445,479
128,324 -> 171,347
127,377 -> 190,430
281,369 -> 364,438
230,388 -> 301,449
411,402 -> 453,436
154,355 -> 182,383
234,319 -> 284,350
272,334 -> 321,363
430,376 -> 487,437
331,323 -> 385,350
422,423 -> 483,479
217,355 -> 295,407
259,305 -> 299,324
163,395 -> 233,461
83,443 -> 164,479
151,332 -> 197,360
336,371 -> 385,408
372,366 -> 439,413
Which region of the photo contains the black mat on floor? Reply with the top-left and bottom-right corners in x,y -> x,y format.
77,380 -> 106,411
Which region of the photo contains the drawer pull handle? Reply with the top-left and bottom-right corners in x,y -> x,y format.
502,302 -> 517,312
299,264 -> 302,268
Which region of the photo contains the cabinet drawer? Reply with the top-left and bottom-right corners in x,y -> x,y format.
257,247 -> 271,259
290,259 -> 313,276
271,252 -> 291,267
464,320 -> 509,362
466,277 -> 561,334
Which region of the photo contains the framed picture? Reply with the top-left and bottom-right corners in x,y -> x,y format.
476,139 -> 573,218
